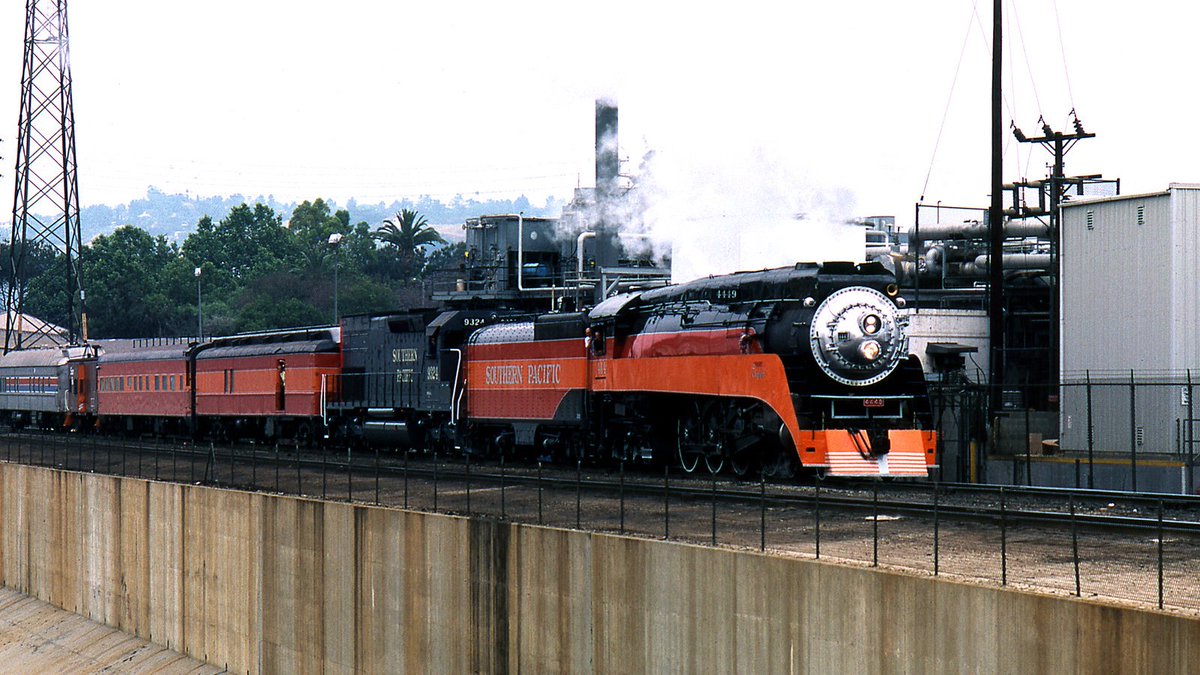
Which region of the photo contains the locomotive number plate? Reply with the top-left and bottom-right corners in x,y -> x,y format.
863,398 -> 885,408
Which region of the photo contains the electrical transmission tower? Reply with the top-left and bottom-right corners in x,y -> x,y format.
5,0 -> 86,351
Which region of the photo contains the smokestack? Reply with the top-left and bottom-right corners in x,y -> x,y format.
592,99 -> 622,275
595,99 -> 619,197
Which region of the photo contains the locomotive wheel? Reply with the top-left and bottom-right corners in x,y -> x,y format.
294,421 -> 314,448
762,451 -> 798,480
724,403 -> 756,477
677,401 -> 725,475
703,427 -> 726,474
210,420 -> 228,444
730,447 -> 754,478
677,414 -> 703,473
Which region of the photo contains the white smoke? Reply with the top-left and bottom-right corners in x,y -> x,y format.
624,144 -> 865,283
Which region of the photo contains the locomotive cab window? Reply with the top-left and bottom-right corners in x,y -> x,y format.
590,327 -> 606,355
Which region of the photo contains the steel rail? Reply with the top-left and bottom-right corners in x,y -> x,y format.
4,432 -> 1199,535
843,477 -> 1200,510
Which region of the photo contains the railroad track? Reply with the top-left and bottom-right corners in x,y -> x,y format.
844,476 -> 1200,510
1,430 -> 1197,536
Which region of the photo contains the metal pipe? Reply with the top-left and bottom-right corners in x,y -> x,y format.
908,219 -> 1051,242
516,213 -> 528,291
972,253 -> 1053,271
514,213 -> 574,294
577,231 -> 596,277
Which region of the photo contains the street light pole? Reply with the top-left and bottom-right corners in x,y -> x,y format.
328,233 -> 343,324
195,267 -> 203,340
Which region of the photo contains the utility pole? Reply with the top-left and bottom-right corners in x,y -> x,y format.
6,0 -> 86,351
1009,113 -> 1097,402
989,0 -> 1004,412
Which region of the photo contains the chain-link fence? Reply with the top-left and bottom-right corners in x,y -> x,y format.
930,375 -> 1200,494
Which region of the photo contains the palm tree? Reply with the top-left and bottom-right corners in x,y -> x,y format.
373,209 -> 446,279
289,245 -> 333,276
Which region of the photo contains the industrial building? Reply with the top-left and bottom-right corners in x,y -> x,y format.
1059,184 -> 1200,476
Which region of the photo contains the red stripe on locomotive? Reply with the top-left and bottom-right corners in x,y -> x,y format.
616,327 -> 762,358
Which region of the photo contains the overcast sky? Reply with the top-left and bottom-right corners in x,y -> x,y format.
1,1 -> 1198,263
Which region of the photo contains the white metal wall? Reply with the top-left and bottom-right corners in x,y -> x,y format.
1061,190 -> 1172,377
1059,185 -> 1200,456
1168,186 -> 1200,373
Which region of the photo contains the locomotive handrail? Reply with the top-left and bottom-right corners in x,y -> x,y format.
320,374 -> 327,428
449,348 -> 463,425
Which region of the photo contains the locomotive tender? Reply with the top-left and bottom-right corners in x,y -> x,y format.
0,261 -> 936,478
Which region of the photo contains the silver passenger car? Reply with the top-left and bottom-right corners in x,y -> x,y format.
0,345 -> 97,429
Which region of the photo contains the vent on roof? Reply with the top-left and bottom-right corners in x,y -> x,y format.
1086,210 -> 1094,230
1137,204 -> 1145,226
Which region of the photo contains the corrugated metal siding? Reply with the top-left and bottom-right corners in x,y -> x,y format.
1060,186 -> 1200,454
1062,193 -> 1172,375
1058,375 -> 1192,456
1170,186 -> 1200,373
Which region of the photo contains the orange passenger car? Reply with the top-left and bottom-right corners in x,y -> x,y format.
192,327 -> 340,443
96,340 -> 191,435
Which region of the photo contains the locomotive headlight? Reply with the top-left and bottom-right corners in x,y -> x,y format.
859,340 -> 882,361
861,314 -> 881,335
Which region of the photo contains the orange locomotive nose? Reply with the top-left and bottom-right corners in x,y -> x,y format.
799,429 -> 936,477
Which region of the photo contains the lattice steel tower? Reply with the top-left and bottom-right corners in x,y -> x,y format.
5,0 -> 85,351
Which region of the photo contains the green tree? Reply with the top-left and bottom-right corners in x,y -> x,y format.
288,198 -> 343,249
424,241 -> 467,276
182,204 -> 296,281
373,209 -> 446,280
79,226 -> 190,337
289,199 -> 377,277
7,241 -> 70,331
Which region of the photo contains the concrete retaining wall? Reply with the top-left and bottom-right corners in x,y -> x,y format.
2,462 -> 1197,673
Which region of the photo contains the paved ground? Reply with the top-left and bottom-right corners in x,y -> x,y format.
0,587 -> 220,674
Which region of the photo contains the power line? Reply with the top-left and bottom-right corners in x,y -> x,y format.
1052,0 -> 1076,110
920,0 -> 980,202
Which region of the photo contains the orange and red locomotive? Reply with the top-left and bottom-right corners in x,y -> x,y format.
461,262 -> 936,477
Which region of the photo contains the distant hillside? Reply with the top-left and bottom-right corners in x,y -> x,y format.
2,187 -> 567,244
